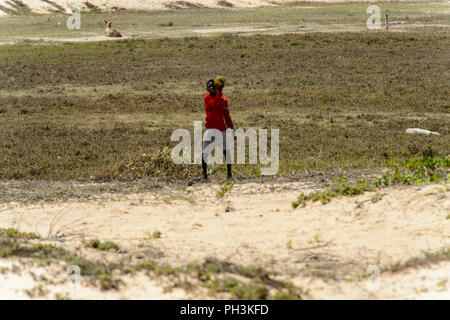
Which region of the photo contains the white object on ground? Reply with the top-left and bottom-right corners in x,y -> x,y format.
405,128 -> 439,136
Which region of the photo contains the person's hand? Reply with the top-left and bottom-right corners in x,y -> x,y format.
231,127 -> 236,141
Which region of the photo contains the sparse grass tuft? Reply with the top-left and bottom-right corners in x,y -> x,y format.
371,194 -> 383,203
25,284 -> 49,298
382,248 -> 450,274
55,293 -> 71,300
83,239 -> 119,251
209,277 -> 270,299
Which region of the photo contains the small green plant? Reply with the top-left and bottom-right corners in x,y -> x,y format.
0,266 -> 10,274
371,194 -> 383,203
286,239 -> 292,249
152,231 -> 162,239
446,214 -> 450,220
98,273 -> 122,290
272,288 -> 303,300
25,284 -> 49,298
313,234 -> 321,243
333,175 -> 348,183
155,264 -> 178,276
55,293 -> 71,300
216,182 -> 235,198
436,279 -> 447,289
135,261 -> 155,272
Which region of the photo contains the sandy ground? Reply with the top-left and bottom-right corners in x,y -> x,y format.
0,0 -> 275,14
0,0 -> 426,15
0,181 -> 448,299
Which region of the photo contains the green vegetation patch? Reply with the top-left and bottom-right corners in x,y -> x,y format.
0,227 -> 41,240
293,157 -> 449,208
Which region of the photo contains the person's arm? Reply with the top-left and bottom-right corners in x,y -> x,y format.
204,95 -> 209,111
204,95 -> 211,125
224,100 -> 234,129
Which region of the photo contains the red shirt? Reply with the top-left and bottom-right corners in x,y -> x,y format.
204,91 -> 233,131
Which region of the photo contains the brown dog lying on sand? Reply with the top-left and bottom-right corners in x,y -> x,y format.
105,20 -> 122,37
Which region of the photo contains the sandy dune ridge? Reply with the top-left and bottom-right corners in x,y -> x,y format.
0,0 -> 418,15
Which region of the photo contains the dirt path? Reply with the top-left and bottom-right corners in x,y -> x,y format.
0,181 -> 448,299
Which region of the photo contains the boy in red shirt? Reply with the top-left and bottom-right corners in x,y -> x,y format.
202,79 -> 234,180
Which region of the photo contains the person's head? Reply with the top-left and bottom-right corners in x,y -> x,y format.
214,76 -> 226,92
206,79 -> 216,95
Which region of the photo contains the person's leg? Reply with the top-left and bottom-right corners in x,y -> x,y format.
202,140 -> 209,179
221,149 -> 232,178
202,154 -> 208,179
202,129 -> 215,180
223,131 -> 232,179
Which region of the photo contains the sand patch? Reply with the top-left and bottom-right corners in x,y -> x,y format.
0,0 -> 430,15
0,181 -> 448,299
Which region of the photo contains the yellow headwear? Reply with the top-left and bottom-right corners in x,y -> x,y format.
214,76 -> 226,89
